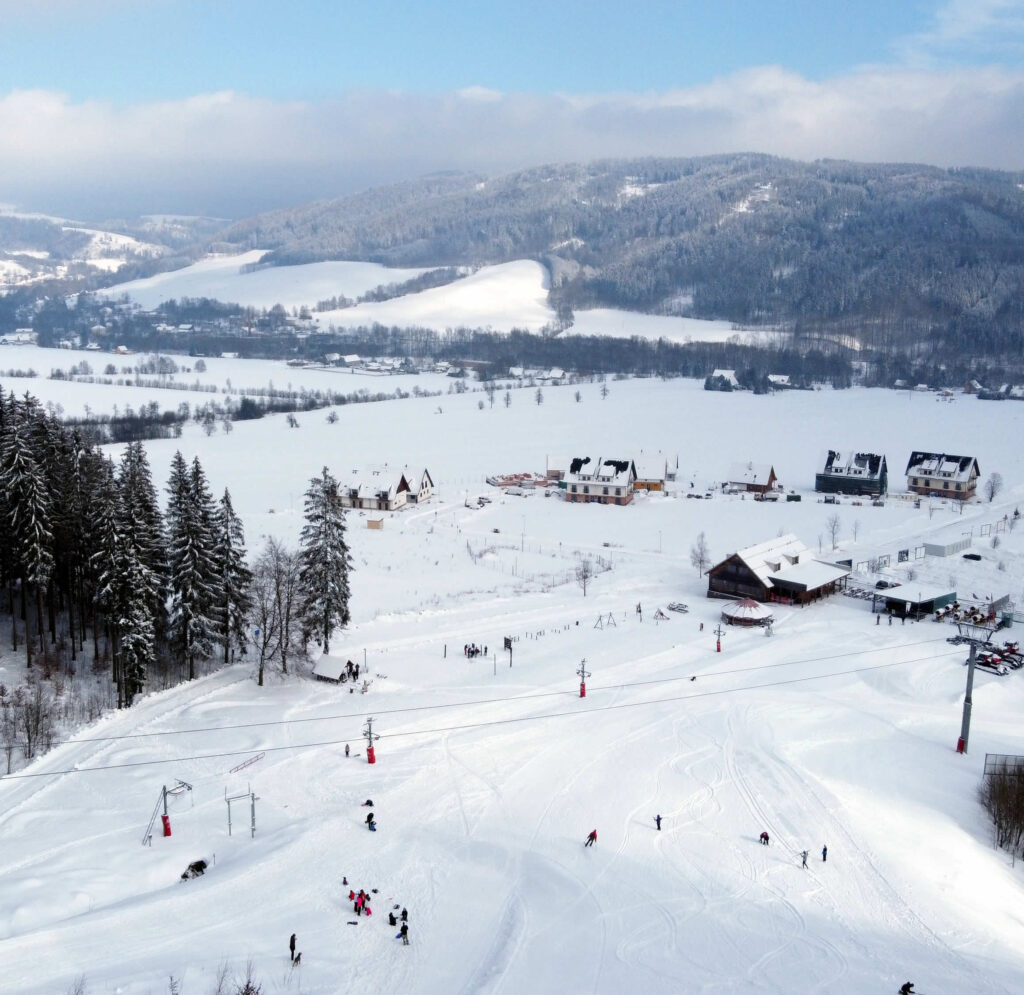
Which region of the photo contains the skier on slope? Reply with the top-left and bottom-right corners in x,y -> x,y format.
584,829 -> 597,847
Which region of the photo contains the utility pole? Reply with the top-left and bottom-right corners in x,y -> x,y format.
714,623 -> 724,653
956,619 -> 997,754
577,658 -> 591,698
363,716 -> 380,764
958,641 -> 977,754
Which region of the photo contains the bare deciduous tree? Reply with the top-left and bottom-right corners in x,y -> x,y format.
985,472 -> 1004,503
826,513 -> 842,550
690,531 -> 711,576
250,538 -> 304,683
576,557 -> 594,596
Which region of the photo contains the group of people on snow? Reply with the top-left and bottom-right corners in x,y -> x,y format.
464,643 -> 487,658
760,832 -> 826,866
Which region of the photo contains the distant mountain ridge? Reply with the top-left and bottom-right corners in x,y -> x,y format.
214,154 -> 1024,355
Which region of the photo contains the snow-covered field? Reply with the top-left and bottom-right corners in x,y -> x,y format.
103,252 -> 768,342
2,360 -> 1024,995
107,251 -> 429,313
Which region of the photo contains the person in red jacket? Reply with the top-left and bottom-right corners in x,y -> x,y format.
584,829 -> 597,847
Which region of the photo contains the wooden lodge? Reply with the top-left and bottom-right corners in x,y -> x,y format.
726,461 -> 778,495
707,534 -> 850,605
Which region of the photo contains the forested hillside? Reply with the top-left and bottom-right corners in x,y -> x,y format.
215,155 -> 1024,356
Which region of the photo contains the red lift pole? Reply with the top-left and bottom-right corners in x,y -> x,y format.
714,623 -> 724,653
577,658 -> 591,698
363,716 -> 380,764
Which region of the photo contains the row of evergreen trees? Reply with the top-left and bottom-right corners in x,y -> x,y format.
0,386 -> 352,712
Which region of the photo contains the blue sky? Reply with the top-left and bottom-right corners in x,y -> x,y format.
1,0 -> 1022,217
0,1 -> 934,102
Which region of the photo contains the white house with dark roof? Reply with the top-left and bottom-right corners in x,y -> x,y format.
564,456 -> 636,505
905,452 -> 979,501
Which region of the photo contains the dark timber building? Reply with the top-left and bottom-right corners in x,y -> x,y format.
815,451 -> 888,497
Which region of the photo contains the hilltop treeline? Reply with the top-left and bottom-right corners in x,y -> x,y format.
213,155 -> 1024,358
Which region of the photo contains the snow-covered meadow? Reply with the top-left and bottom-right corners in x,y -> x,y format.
2,351 -> 1024,994
103,252 -> 766,343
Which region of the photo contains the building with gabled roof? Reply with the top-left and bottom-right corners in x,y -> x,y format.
726,461 -> 778,494
905,452 -> 979,501
337,465 -> 433,512
815,451 -> 888,496
634,452 -> 674,492
564,456 -> 636,505
707,533 -> 849,604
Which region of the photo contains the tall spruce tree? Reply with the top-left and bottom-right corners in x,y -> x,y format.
93,481 -> 158,707
1,422 -> 54,666
118,441 -> 167,639
213,488 -> 252,665
298,467 -> 352,653
115,534 -> 157,706
166,452 -> 220,681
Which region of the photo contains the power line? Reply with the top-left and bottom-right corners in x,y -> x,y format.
0,648 -> 954,780
52,634 -> 953,746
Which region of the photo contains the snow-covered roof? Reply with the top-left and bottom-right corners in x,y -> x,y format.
312,656 -> 348,680
771,560 -> 850,591
728,462 -> 775,486
566,456 -> 635,485
403,466 -> 433,491
820,451 -> 886,479
905,452 -> 978,482
634,454 -> 667,481
874,583 -> 956,605
340,468 -> 401,500
711,368 -> 739,386
722,599 -> 774,621
732,533 -> 807,588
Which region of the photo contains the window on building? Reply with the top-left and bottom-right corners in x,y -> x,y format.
603,487 -> 609,495
584,486 -> 589,494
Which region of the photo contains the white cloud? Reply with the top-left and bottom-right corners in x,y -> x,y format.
895,0 -> 1024,64
2,64 -> 1023,219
